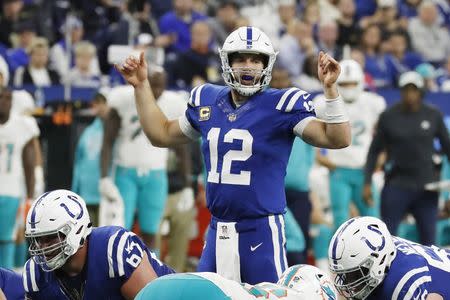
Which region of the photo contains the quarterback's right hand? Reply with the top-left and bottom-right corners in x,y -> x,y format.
115,51 -> 148,87
99,177 -> 124,203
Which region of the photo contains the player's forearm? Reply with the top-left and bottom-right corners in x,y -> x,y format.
324,122 -> 351,149
134,80 -> 171,147
22,141 -> 36,199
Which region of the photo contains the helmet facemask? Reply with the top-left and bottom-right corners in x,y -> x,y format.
27,223 -> 73,272
332,258 -> 379,299
220,50 -> 276,97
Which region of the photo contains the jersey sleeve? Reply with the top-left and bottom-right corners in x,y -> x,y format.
275,87 -> 317,137
106,228 -> 149,280
390,266 -> 432,300
22,116 -> 40,142
23,259 -> 42,295
178,84 -> 209,140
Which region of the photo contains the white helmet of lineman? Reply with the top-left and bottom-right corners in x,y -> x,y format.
25,189 -> 92,272
336,59 -> 364,103
219,26 -> 277,97
328,217 -> 396,299
278,264 -> 338,300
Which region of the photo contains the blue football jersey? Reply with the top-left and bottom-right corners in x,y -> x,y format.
369,237 -> 450,300
182,84 -> 315,220
0,267 -> 24,300
23,226 -> 174,300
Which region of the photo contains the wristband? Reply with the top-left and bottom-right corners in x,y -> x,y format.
324,96 -> 349,123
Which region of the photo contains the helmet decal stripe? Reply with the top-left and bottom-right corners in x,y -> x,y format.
246,26 -> 252,48
30,192 -> 50,228
332,218 -> 356,263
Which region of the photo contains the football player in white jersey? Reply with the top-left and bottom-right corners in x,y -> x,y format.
135,264 -> 337,300
0,87 -> 39,268
314,59 -> 386,230
100,69 -> 188,250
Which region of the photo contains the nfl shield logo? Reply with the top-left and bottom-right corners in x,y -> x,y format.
228,113 -> 237,122
221,225 -> 228,235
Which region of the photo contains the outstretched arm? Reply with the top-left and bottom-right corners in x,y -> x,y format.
116,52 -> 190,147
302,52 -> 351,149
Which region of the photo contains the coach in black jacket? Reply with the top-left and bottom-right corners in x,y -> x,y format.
364,71 -> 450,245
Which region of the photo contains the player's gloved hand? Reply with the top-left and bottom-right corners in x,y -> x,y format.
363,183 -> 374,207
99,177 -> 124,204
34,165 -> 45,198
177,187 -> 195,212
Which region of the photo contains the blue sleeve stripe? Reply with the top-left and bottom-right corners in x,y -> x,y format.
276,88 -> 298,111
285,90 -> 310,112
392,267 -> 429,300
107,229 -> 121,278
402,276 -> 431,300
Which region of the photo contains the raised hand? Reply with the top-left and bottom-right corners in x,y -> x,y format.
115,52 -> 148,88
317,51 -> 341,88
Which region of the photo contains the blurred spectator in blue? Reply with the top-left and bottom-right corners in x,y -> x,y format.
278,20 -> 316,78
149,0 -> 173,19
316,20 -> 343,61
207,0 -> 240,46
408,1 -> 450,67
387,30 -> 424,75
64,41 -> 101,88
6,19 -> 36,74
437,56 -> 450,91
13,37 -> 59,87
350,47 -> 377,91
49,16 -> 100,79
336,0 -> 362,47
168,20 -> 219,89
72,92 -> 109,227
416,62 -> 439,92
0,0 -> 24,48
361,24 -> 397,87
354,0 -> 377,21
398,0 -> 421,18
158,0 -> 207,54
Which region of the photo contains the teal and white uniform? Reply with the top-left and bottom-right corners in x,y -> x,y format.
107,86 -> 187,233
72,117 -> 103,205
135,272 -> 315,300
0,114 -> 39,268
314,91 -> 386,230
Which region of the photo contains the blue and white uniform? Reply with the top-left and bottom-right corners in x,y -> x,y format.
369,237 -> 450,299
0,267 -> 24,300
179,83 -> 316,283
22,226 -> 174,299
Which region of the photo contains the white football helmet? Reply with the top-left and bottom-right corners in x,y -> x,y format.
336,59 -> 364,103
328,217 -> 396,300
25,189 -> 92,272
278,264 -> 338,300
219,26 -> 277,97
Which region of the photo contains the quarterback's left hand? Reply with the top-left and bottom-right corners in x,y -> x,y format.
318,51 -> 341,88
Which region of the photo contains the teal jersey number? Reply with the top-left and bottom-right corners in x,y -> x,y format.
0,143 -> 14,173
352,120 -> 366,146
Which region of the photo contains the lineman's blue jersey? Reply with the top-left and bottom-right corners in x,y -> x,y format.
369,237 -> 450,299
23,226 -> 175,299
180,84 -> 316,220
0,267 -> 24,300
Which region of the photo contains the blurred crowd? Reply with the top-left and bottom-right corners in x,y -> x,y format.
0,0 -> 447,92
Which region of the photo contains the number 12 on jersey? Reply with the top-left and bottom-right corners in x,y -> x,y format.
207,127 -> 253,186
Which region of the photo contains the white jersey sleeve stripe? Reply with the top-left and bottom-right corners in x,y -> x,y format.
269,215 -> 283,278
188,86 -> 199,107
402,276 -> 431,300
391,266 -> 429,300
276,87 -> 298,110
293,116 -> 316,137
108,230 -> 120,278
285,90 -> 307,112
194,84 -> 205,107
117,231 -> 131,276
30,259 -> 38,292
23,261 -> 29,292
